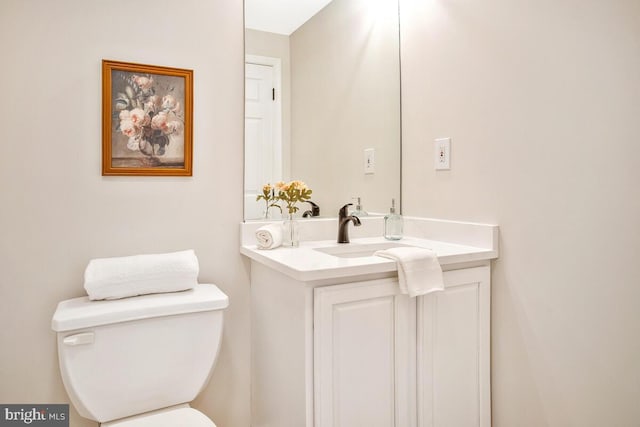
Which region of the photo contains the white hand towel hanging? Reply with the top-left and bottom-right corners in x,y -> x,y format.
374,246 -> 444,297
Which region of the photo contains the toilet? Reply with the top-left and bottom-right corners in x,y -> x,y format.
51,284 -> 228,426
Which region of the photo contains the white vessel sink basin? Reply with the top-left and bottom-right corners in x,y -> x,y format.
313,242 -> 413,258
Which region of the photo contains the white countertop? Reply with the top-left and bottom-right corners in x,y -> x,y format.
240,236 -> 498,282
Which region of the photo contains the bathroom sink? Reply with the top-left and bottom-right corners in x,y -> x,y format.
313,241 -> 412,258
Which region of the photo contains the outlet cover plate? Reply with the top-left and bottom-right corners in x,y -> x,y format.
364,148 -> 375,174
435,138 -> 451,170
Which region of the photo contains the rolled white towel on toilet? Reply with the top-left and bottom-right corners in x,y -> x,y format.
84,249 -> 199,300
256,223 -> 283,249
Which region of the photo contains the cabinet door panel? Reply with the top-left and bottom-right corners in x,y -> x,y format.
315,279 -> 416,427
418,266 -> 491,427
334,297 -> 395,426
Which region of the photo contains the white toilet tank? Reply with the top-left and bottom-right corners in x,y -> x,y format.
51,284 -> 228,424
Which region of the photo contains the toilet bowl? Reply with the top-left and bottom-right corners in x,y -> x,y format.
51,284 -> 228,426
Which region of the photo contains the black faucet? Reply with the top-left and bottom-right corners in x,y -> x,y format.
302,201 -> 320,218
337,203 -> 361,243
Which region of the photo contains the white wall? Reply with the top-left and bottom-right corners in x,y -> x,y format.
400,0 -> 640,425
0,1 -> 249,426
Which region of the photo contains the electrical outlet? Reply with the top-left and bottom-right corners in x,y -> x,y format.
434,138 -> 451,170
364,148 -> 375,174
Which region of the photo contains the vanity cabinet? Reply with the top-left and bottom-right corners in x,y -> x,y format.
314,278 -> 416,427
249,261 -> 491,427
417,266 -> 491,427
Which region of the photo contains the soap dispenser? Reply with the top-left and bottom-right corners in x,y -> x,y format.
384,198 -> 403,240
351,197 -> 368,217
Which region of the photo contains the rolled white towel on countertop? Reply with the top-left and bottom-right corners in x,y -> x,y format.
256,223 -> 283,250
84,249 -> 199,300
374,246 -> 444,297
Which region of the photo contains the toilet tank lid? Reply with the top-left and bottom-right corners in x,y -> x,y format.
51,284 -> 228,332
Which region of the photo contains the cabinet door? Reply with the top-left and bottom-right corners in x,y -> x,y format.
417,266 -> 491,427
314,278 -> 416,427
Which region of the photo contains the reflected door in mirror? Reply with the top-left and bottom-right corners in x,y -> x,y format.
245,60 -> 282,219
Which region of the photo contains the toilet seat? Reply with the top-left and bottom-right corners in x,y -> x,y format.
101,407 -> 215,427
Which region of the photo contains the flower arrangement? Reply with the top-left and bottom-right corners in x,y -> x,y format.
275,180 -> 313,216
256,183 -> 282,217
256,180 -> 312,220
114,74 -> 183,158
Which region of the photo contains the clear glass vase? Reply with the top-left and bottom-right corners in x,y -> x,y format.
283,214 -> 300,247
262,206 -> 272,220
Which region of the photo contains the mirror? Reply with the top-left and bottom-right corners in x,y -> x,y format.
244,0 -> 401,220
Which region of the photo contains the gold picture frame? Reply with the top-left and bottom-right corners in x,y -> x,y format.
102,60 -> 193,176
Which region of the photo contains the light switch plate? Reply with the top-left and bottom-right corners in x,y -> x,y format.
435,138 -> 451,170
364,148 -> 375,174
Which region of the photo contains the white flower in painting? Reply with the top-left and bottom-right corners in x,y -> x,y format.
144,95 -> 161,113
120,119 -> 139,138
166,120 -> 183,134
119,110 -> 130,121
151,111 -> 168,132
132,75 -> 154,90
127,137 -> 140,151
129,108 -> 150,127
151,111 -> 182,135
162,95 -> 180,112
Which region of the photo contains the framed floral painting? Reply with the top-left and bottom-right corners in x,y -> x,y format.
102,60 -> 193,176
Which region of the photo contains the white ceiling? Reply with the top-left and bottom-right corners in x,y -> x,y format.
245,0 -> 334,35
